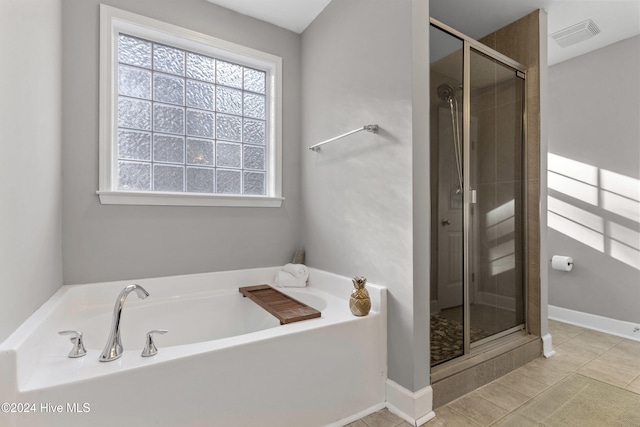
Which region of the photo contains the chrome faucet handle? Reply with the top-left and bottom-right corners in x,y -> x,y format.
58,330 -> 87,358
141,329 -> 168,357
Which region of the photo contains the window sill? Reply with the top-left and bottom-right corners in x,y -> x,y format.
97,191 -> 284,207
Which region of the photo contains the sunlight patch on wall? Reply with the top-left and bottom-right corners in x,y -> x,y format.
548,153 -> 598,185
548,171 -> 598,205
609,222 -> 640,251
548,152 -> 598,205
601,190 -> 640,223
610,240 -> 640,270
600,169 -> 640,202
548,196 -> 604,233
548,208 -> 605,252
608,222 -> 640,270
600,168 -> 640,227
548,153 -> 640,271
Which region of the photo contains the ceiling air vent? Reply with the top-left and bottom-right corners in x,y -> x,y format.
550,19 -> 600,48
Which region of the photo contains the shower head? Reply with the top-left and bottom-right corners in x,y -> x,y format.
437,84 -> 454,101
437,84 -> 456,101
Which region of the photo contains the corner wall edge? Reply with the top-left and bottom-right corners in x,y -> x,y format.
386,379 -> 435,426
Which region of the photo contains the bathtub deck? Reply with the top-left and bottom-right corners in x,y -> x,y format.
239,284 -> 321,324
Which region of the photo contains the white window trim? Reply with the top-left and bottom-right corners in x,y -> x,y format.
98,4 -> 283,207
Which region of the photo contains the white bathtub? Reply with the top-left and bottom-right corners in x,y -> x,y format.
0,267 -> 387,427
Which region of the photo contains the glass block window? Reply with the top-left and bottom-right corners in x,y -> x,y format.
99,5 -> 282,207
117,34 -> 267,195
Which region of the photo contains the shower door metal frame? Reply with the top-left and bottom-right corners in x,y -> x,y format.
430,18 -> 529,357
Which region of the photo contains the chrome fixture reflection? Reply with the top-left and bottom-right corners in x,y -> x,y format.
438,83 -> 463,192
141,329 -> 168,357
99,284 -> 149,362
58,330 -> 87,358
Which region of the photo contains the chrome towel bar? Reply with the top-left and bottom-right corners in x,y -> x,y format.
308,124 -> 378,152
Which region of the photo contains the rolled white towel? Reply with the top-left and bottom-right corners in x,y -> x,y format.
274,271 -> 307,288
283,263 -> 309,281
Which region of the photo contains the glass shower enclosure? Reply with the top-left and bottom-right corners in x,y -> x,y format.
430,19 -> 527,366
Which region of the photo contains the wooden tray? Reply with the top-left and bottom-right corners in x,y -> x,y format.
239,284 -> 321,325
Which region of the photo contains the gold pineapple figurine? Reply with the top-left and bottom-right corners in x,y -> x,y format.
350,276 -> 371,316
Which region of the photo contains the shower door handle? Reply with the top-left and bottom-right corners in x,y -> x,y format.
441,219 -> 451,226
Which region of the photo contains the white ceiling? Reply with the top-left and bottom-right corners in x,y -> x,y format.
205,0 -> 332,34
206,0 -> 640,66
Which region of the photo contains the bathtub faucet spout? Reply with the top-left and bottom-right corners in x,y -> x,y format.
99,284 -> 149,362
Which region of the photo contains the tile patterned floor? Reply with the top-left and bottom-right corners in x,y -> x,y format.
347,320 -> 640,427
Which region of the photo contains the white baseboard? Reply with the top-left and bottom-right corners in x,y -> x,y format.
542,333 -> 555,358
326,402 -> 386,427
549,305 -> 640,342
385,380 -> 435,426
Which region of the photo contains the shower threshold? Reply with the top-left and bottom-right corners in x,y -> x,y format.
431,331 -> 536,383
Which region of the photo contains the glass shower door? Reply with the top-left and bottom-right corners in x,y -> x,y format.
467,48 -> 526,347
430,21 -> 528,367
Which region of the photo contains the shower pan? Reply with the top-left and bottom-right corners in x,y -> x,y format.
430,19 -> 527,366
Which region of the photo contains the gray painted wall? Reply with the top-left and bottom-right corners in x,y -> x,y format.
548,35 -> 640,323
0,0 -> 63,342
301,0 -> 423,391
61,0 -> 302,285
